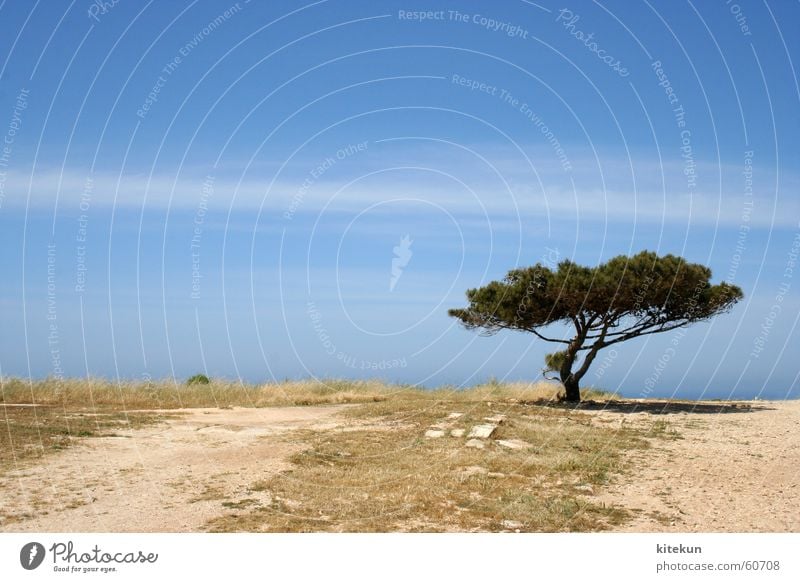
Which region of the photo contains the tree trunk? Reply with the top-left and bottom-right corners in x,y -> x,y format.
558,322 -> 593,403
562,376 -> 581,403
559,352 -> 581,403
561,323 -> 610,403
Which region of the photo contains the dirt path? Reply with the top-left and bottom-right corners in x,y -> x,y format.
0,406 -> 350,532
2,400 -> 798,532
592,400 -> 800,532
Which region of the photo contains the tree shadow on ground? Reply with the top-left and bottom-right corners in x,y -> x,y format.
526,399 -> 774,415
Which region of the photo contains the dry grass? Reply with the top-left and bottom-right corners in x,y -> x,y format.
205,392 -> 646,533
0,377 -> 399,410
2,376 -> 640,532
0,376 -> 618,475
0,376 -> 616,410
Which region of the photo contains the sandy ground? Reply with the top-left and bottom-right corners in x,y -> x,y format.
592,399 -> 800,532
2,400 -> 798,532
0,406 -> 350,532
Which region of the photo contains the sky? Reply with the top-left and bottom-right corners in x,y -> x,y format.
0,0 -> 798,399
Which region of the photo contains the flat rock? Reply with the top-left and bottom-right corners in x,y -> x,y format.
447,412 -> 464,419
424,429 -> 445,438
468,424 -> 497,439
465,439 -> 485,449
484,415 -> 507,424
450,429 -> 465,437
496,439 -> 528,450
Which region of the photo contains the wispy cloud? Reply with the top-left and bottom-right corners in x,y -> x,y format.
2,146 -> 796,228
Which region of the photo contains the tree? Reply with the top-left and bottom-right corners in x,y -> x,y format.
448,251 -> 743,402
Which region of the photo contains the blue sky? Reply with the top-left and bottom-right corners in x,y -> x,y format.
0,0 -> 798,399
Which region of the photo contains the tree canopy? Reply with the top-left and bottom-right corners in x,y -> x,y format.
448,251 -> 743,402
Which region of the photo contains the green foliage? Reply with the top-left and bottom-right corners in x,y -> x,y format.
544,351 -> 567,373
449,251 -> 744,401
449,251 -> 742,335
186,373 -> 211,386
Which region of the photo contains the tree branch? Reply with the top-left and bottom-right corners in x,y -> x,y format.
529,328 -> 571,344
574,320 -> 612,379
477,318 -> 571,344
601,320 -> 692,347
585,316 -> 666,340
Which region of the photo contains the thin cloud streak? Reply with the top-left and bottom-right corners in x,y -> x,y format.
2,151 -> 796,228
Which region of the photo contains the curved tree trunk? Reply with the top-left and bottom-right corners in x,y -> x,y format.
562,376 -> 581,402
558,345 -> 582,403
559,323 -> 610,403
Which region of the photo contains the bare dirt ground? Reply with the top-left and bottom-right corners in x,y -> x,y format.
0,406 -> 352,532
2,399 -> 798,532
591,399 -> 800,532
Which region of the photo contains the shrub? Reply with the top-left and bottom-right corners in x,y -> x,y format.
186,374 -> 210,386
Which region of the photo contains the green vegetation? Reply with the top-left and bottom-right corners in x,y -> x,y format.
449,251 -> 743,402
186,373 -> 211,386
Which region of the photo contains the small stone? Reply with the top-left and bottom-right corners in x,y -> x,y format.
501,519 -> 523,529
424,429 -> 445,438
450,429 -> 465,437
468,424 -> 497,439
496,439 -> 528,450
574,484 -> 594,494
447,412 -> 464,419
465,439 -> 485,449
484,415 -> 507,424
488,472 -> 505,478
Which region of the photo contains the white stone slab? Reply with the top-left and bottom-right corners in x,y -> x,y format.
468,424 -> 497,439
424,429 -> 445,438
496,439 -> 528,450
